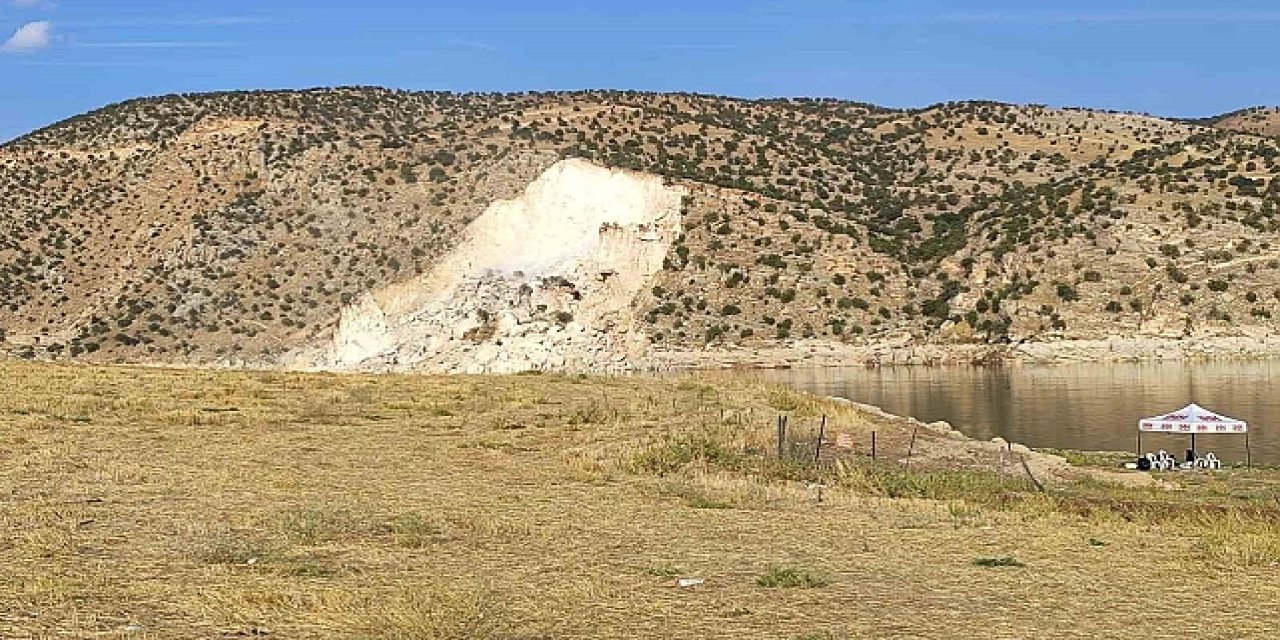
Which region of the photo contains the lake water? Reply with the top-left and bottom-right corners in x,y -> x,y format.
751,361 -> 1280,465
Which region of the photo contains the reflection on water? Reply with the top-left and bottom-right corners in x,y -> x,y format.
751,361 -> 1280,465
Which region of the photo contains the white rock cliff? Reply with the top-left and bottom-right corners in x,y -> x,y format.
295,158 -> 686,373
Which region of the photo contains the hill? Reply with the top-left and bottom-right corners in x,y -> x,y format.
2,89 -> 1280,370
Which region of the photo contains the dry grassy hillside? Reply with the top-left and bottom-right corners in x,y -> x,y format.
2,90 -> 1280,367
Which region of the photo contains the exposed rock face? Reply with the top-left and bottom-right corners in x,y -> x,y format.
295,158 -> 686,373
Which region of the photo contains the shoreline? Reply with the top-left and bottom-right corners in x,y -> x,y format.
652,334 -> 1280,370
6,334 -> 1280,377
813,390 -> 1159,487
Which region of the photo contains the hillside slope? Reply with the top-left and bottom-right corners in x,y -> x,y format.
2,89 -> 1280,370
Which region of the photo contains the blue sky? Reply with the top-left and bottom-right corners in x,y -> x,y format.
2,0 -> 1279,142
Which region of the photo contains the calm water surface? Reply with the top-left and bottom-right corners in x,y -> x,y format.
751,361 -> 1280,465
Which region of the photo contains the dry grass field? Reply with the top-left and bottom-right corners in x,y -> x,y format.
3,361 -> 1280,638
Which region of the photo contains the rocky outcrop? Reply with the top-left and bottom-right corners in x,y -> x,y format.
831,396 -> 1154,487
293,158 -> 686,373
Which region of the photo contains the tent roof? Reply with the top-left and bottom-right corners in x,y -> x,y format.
1138,403 -> 1247,434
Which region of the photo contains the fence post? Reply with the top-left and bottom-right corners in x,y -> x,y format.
904,426 -> 919,470
777,415 -> 783,459
813,415 -> 827,466
1246,430 -> 1252,469
782,416 -> 789,460
1019,454 -> 1046,492
871,431 -> 877,461
777,415 -> 789,460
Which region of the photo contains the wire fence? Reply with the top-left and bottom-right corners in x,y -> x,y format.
768,412 -> 1044,490
771,413 -> 896,466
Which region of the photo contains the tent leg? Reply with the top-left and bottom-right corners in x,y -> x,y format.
1190,434 -> 1196,459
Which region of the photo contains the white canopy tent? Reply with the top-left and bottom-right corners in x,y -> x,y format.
1137,403 -> 1250,466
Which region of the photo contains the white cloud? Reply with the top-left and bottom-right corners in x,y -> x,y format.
2,20 -> 52,52
193,16 -> 270,26
73,40 -> 237,49
930,10 -> 1280,24
59,16 -> 279,28
443,38 -> 499,52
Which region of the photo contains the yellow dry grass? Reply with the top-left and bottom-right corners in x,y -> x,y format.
2,361 -> 1280,638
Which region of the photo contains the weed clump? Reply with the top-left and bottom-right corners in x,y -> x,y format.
356,584 -> 511,639
1195,517 -> 1280,566
757,566 -> 828,588
187,528 -> 277,565
973,557 -> 1025,568
382,514 -> 446,549
633,436 -> 737,476
643,564 -> 683,578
